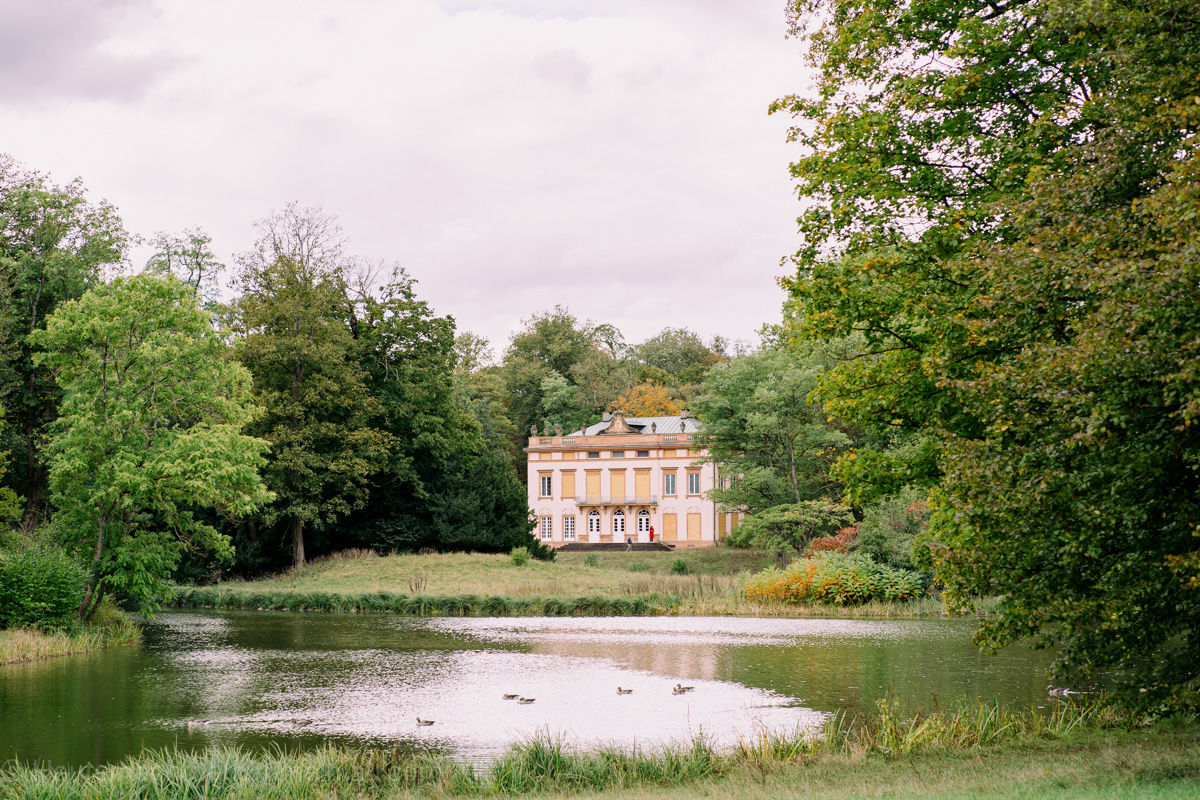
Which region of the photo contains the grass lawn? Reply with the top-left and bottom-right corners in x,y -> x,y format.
554,727 -> 1200,800
193,549 -> 960,618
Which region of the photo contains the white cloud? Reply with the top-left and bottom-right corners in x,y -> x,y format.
0,0 -> 812,349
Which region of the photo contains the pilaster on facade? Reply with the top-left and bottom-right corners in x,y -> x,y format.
525,413 -> 737,549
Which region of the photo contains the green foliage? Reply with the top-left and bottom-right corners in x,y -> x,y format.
853,486 -> 929,571
632,327 -> 720,383
229,208 -> 392,567
31,273 -> 271,618
670,558 -> 691,576
728,501 -> 854,554
510,546 -> 530,566
0,545 -> 87,629
781,0 -> 1200,705
584,554 -> 600,567
692,347 -> 850,516
742,553 -> 926,605
145,227 -> 224,307
0,155 -> 129,528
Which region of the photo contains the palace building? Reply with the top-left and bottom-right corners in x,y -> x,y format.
524,411 -> 740,548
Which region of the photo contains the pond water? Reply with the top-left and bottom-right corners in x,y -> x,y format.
0,611 -> 1060,768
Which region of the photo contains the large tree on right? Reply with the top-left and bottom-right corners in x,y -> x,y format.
781,0 -> 1200,706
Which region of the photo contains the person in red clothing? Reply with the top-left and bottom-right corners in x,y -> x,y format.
649,526 -> 655,543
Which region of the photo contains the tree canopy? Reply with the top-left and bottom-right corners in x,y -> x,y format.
781,0 -> 1200,705
31,273 -> 270,618
0,156 -> 129,531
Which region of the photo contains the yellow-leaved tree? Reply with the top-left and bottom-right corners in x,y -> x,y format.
611,383 -> 680,417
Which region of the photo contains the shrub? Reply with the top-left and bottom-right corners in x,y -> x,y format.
528,539 -> 557,562
0,546 -> 88,630
584,554 -> 600,567
807,525 -> 857,555
853,486 -> 930,570
670,558 -> 691,575
510,546 -> 530,566
742,552 -> 926,605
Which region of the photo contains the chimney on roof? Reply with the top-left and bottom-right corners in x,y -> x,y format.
602,411 -> 612,421
680,409 -> 690,419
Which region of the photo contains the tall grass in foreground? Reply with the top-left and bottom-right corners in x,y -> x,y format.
2,700 -> 1187,799
0,620 -> 140,665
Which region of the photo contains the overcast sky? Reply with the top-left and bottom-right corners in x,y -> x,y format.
0,0 -> 811,354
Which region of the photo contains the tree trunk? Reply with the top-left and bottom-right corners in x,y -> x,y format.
21,468 -> 43,533
77,513 -> 107,620
291,514 -> 305,569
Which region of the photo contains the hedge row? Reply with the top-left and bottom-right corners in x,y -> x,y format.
170,587 -> 680,617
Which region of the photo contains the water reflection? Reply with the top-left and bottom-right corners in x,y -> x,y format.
0,611 -> 1056,768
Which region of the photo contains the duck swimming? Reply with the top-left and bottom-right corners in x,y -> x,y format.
502,693 -> 519,699
617,687 -> 633,694
518,697 -> 536,704
417,717 -> 435,726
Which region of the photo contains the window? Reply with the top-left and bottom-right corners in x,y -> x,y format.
587,451 -> 600,459
539,475 -> 552,497
611,451 -> 625,458
636,450 -> 650,458
539,516 -> 553,540
664,473 -> 677,496
563,515 -> 576,541
637,510 -> 650,534
612,509 -> 625,535
588,510 -> 600,535
687,472 -> 701,495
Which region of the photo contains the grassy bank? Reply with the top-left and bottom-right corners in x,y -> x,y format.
179,549 -> 962,618
0,620 -> 141,665
3,701 -> 1195,799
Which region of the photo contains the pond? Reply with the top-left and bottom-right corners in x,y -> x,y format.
0,610 -> 1061,768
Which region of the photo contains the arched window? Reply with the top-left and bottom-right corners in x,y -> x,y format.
588,511 -> 600,534
637,510 -> 650,533
612,509 -> 625,535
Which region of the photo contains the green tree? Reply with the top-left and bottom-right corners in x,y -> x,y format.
692,346 -> 850,516
634,327 -> 720,384
230,206 -> 391,568
502,306 -> 602,447
31,273 -> 270,618
0,155 -> 129,530
145,227 -> 224,307
728,500 -> 854,554
781,0 -> 1200,704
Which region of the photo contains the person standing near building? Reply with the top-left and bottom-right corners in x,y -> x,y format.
649,526 -> 655,543
626,535 -> 633,551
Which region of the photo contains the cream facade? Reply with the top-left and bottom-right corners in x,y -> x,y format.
525,412 -> 741,548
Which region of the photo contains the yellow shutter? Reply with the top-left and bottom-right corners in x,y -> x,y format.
562,472 -> 575,499
687,513 -> 701,540
634,470 -> 650,498
610,470 -> 626,498
718,514 -> 727,536
585,471 -> 601,499
663,513 -> 677,540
